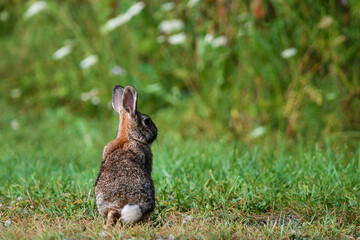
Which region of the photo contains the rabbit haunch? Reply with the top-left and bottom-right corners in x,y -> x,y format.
94,85 -> 157,227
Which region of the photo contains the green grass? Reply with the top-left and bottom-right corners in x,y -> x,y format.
1,0 -> 360,238
0,108 -> 359,239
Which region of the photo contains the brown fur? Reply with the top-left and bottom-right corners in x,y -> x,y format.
94,85 -> 157,227
101,114 -> 128,161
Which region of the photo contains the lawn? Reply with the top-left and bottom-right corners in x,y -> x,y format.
1,0 -> 360,239
0,108 -> 359,239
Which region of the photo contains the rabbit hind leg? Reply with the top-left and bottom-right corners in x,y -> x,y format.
106,209 -> 121,228
141,211 -> 152,223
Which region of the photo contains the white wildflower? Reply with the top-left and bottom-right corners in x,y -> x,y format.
10,120 -> 19,130
81,93 -> 90,101
187,0 -> 200,7
111,65 -> 127,76
127,2 -> 145,18
281,48 -> 297,59
102,15 -> 128,32
161,2 -> 175,11
101,2 -> 145,32
168,33 -> 186,45
250,126 -> 266,138
81,89 -> 100,104
80,55 -> 98,69
91,97 -> 100,105
204,33 -> 214,43
99,231 -> 107,238
10,89 -> 22,99
204,34 -> 227,47
158,19 -> 183,34
17,197 -> 22,201
0,10 -> 9,22
5,220 -> 12,227
10,201 -> 15,205
168,234 -> 176,240
211,36 -> 227,48
25,1 -> 46,19
53,45 -> 72,60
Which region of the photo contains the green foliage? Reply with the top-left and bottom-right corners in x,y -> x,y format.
0,0 -> 359,142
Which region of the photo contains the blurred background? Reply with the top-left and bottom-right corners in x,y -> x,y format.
1,0 -> 359,146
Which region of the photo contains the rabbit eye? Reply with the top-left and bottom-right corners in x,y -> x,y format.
143,118 -> 150,126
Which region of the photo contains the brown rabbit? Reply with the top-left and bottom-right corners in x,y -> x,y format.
94,85 -> 158,227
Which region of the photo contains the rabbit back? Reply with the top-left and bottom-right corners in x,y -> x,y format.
95,144 -> 155,218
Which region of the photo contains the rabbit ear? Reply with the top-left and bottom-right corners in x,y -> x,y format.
122,86 -> 137,116
112,85 -> 124,113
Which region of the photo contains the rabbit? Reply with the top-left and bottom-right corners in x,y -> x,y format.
94,85 -> 158,227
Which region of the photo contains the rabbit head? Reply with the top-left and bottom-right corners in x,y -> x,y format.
112,85 -> 158,145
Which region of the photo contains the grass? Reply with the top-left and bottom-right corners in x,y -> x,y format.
0,108 -> 359,239
1,1 -> 360,239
